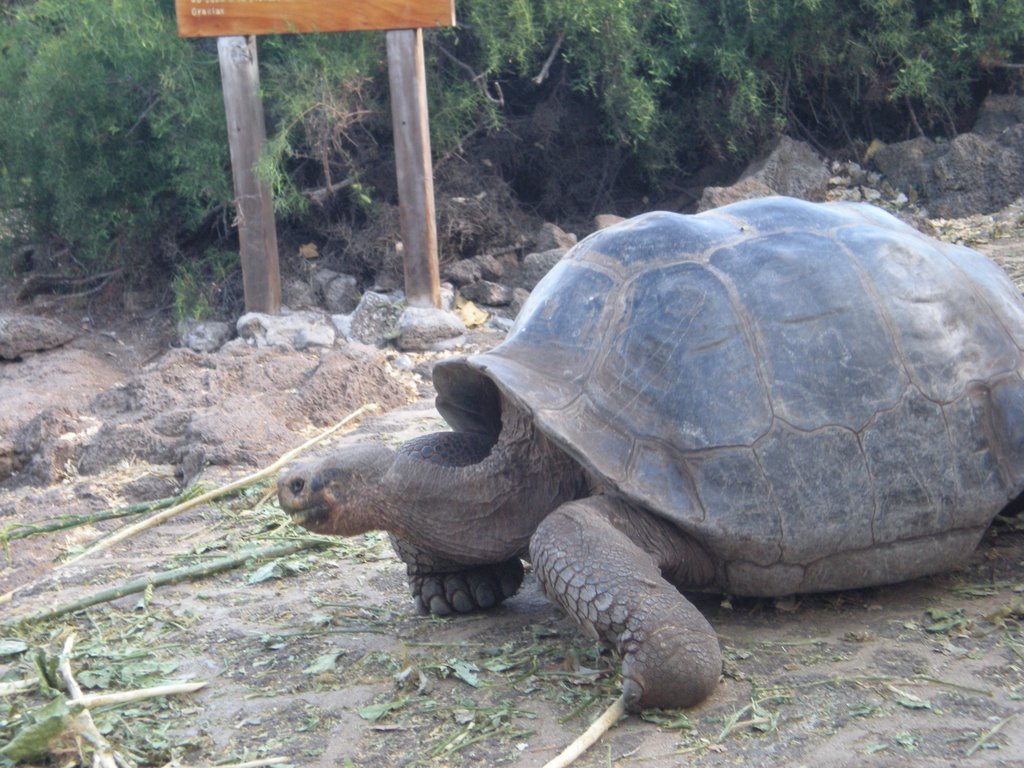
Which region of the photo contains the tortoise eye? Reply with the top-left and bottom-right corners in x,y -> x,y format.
289,478 -> 306,496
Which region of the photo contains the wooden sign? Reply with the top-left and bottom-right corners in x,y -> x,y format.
176,0 -> 455,38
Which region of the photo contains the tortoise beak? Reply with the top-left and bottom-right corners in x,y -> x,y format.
277,465 -> 327,527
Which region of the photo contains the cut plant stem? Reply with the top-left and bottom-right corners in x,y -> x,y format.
0,488 -> 202,543
78,681 -> 209,709
3,539 -> 329,626
59,633 -> 119,768
542,693 -> 627,768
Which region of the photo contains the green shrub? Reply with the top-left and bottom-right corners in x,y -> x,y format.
453,0 -> 1024,166
1,0 -> 1022,279
0,0 -> 229,272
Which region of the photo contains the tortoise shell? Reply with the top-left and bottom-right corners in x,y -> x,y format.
433,197 -> 1024,596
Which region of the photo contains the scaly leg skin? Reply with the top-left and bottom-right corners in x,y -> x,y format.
529,496 -> 722,711
389,535 -> 524,615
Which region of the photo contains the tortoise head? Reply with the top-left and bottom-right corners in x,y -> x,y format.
277,443 -> 395,536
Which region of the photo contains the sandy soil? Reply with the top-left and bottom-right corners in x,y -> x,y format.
1,222 -> 1023,767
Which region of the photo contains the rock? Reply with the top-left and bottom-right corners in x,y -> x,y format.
77,422 -> 179,475
331,313 -> 353,341
313,269 -> 361,314
488,315 -> 515,333
0,314 -> 77,360
344,291 -> 404,346
533,222 -> 577,252
236,310 -> 336,350
10,407 -> 83,484
0,438 -> 14,482
698,136 -> 829,211
698,177 -> 775,211
281,276 -> 318,309
443,258 -> 482,287
972,94 -> 1024,137
440,283 -> 456,312
594,214 -> 626,230
178,319 -> 233,353
515,248 -> 568,291
396,307 -> 466,351
511,287 -> 531,314
442,252 -> 518,287
872,125 -> 1024,217
311,268 -> 339,295
461,280 -> 515,307
392,354 -> 415,371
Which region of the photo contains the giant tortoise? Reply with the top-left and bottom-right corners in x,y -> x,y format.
279,196 -> 1024,710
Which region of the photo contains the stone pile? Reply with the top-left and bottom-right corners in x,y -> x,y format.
178,221 -> 580,355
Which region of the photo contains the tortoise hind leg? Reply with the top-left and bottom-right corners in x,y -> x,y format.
389,535 -> 523,615
530,496 -> 721,710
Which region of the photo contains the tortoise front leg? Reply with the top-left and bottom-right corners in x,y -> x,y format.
389,535 -> 524,615
529,496 -> 721,710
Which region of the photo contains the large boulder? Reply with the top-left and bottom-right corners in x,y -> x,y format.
338,291 -> 404,346
396,307 -> 466,351
871,95 -> 1024,217
0,314 -> 76,360
698,136 -> 830,211
313,268 -> 361,314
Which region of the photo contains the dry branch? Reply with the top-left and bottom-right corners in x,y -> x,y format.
59,633 -> 119,768
542,694 -> 627,768
16,270 -> 121,301
302,178 -> 355,206
0,678 -> 37,696
78,682 -> 209,709
532,32 -> 565,85
63,403 -> 378,564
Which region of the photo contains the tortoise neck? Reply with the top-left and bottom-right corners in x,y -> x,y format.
382,406 -> 586,563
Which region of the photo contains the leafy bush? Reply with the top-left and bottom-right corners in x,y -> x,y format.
1,0 -> 1022,277
0,0 -> 229,272
454,0 -> 1024,166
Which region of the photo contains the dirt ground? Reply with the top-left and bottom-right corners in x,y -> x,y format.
1,213 -> 1024,767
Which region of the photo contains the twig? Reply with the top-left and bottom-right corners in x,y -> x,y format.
434,43 -> 504,106
542,693 -> 627,768
78,682 -> 208,709
965,712 -> 1016,757
63,403 -> 378,565
532,32 -> 565,85
3,539 -> 329,626
59,633 -> 119,768
302,177 -> 355,206
904,95 -> 925,138
16,270 -> 121,302
0,678 -> 37,696
126,94 -> 161,135
982,58 -> 1024,69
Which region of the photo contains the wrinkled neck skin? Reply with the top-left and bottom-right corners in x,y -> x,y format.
379,401 -> 587,565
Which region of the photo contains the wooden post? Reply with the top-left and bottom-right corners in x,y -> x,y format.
217,35 -> 281,314
386,29 -> 441,309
